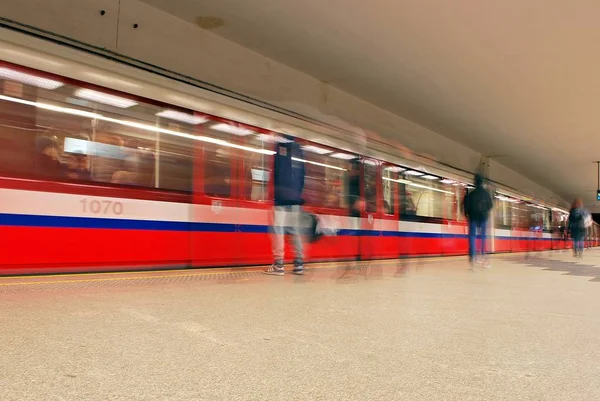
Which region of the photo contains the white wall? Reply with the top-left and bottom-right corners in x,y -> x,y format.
0,0 -> 567,207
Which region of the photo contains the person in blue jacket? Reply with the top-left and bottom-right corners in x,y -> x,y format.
568,198 -> 588,258
264,135 -> 306,276
463,173 -> 493,269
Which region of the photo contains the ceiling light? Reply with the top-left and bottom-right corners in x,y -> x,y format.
385,166 -> 406,173
330,153 -> 356,160
75,88 -> 137,108
440,179 -> 455,184
302,145 -> 332,154
383,177 -> 411,184
0,67 -> 64,90
384,176 -> 453,194
211,123 -> 254,136
408,182 -> 454,195
421,175 -> 439,180
404,170 -> 424,176
0,94 -> 101,119
156,109 -> 208,125
292,157 -> 347,171
0,94 -> 275,156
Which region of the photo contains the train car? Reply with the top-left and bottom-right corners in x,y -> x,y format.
0,31 -> 596,275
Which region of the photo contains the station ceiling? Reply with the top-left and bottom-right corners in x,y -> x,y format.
142,0 -> 600,209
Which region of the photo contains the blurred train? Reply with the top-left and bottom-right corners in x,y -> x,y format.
0,30 -> 597,275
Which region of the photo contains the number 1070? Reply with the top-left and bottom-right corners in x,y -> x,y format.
81,199 -> 123,215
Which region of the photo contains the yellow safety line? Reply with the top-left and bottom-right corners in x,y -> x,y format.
0,270 -> 253,287
0,255 -> 460,287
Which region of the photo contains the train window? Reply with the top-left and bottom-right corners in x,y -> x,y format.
494,195 -> 515,228
0,66 -> 199,192
90,120 -> 156,187
542,208 -> 552,231
364,160 -> 378,213
242,134 -> 273,201
346,159 -> 361,217
510,203 -> 530,229
203,122 -> 239,198
301,144 -> 350,209
382,166 -> 398,215
154,119 -> 194,192
400,172 -> 455,219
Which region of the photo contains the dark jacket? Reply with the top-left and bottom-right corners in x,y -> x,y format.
568,207 -> 587,239
463,185 -> 493,222
274,140 -> 305,206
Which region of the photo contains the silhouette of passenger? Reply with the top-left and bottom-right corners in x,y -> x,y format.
264,135 -> 306,276
463,173 -> 493,269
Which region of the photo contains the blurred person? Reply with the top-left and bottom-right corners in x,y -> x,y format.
65,152 -> 91,181
463,173 -> 493,269
35,136 -> 64,178
264,135 -> 306,276
568,199 -> 589,258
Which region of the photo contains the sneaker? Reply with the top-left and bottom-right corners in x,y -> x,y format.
292,265 -> 304,275
264,265 -> 284,276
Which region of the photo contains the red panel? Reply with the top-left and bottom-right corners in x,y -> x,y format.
495,238 -> 512,253
307,236 -> 357,261
0,227 -> 189,267
237,233 -> 271,266
192,232 -> 243,266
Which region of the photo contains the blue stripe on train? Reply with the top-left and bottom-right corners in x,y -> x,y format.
0,213 -> 556,241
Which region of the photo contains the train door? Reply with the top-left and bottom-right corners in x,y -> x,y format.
361,159 -> 379,260
235,134 -> 274,265
379,164 -> 400,259
441,180 -> 466,255
191,125 -> 243,267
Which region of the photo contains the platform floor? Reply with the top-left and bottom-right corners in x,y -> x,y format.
2,250 -> 600,400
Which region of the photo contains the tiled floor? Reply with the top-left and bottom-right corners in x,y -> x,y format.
2,251 -> 600,400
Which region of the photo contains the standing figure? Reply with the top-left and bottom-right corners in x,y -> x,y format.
264,135 -> 306,276
463,173 -> 493,269
568,199 -> 588,258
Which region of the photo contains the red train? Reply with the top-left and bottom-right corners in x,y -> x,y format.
0,38 -> 596,275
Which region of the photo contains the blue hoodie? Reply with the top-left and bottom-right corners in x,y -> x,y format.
273,138 -> 305,206
568,207 -> 587,239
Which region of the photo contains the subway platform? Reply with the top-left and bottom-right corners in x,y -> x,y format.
2,251 -> 600,401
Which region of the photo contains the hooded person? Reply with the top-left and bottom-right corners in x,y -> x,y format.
264,134 -> 306,276
568,198 -> 588,258
463,173 -> 493,268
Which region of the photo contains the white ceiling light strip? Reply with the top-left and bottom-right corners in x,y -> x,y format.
404,170 -> 424,176
292,157 -> 347,171
156,109 -> 208,125
383,176 -> 454,195
330,152 -> 356,160
384,166 -> 406,173
0,67 -> 64,90
75,88 -> 138,108
211,123 -> 255,136
0,94 -> 274,156
0,94 -> 101,119
302,145 -> 332,155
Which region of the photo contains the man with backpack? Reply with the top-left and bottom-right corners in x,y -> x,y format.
463,173 -> 493,269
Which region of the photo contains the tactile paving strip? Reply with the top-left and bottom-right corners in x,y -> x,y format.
0,270 -> 265,293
